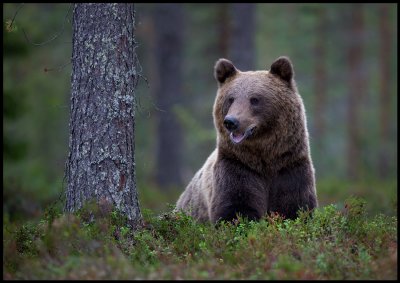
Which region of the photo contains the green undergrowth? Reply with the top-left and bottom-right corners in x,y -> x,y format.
3,197 -> 397,280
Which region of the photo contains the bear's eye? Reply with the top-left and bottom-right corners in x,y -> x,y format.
250,97 -> 259,106
228,97 -> 234,104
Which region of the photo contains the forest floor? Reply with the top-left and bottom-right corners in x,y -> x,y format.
3,191 -> 397,280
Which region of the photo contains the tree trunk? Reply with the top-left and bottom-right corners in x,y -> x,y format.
314,8 -> 327,153
378,4 -> 391,179
65,3 -> 142,228
153,4 -> 184,189
347,5 -> 364,181
229,3 -> 255,71
218,3 -> 230,58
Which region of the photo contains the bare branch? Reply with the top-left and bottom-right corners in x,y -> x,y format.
22,3 -> 72,46
7,3 -> 25,31
44,60 -> 72,73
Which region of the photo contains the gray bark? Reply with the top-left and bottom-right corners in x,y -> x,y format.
154,4 -> 184,189
65,3 -> 142,228
229,3 -> 255,71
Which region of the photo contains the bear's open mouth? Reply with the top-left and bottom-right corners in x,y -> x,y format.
229,126 -> 256,144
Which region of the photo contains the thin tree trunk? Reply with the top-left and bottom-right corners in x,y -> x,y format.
314,8 -> 327,151
65,3 -> 141,228
154,4 -> 184,189
347,5 -> 364,181
229,3 -> 255,71
378,4 -> 391,179
218,3 -> 230,58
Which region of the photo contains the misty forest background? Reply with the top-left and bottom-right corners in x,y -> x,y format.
3,3 -> 397,223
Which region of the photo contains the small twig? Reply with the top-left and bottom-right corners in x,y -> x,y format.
44,60 -> 72,73
22,3 -> 72,46
8,3 -> 25,31
53,157 -> 69,210
138,73 -> 149,88
152,102 -> 166,113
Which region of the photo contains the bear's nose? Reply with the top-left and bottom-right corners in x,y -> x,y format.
224,116 -> 239,131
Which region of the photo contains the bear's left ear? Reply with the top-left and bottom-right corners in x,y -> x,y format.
270,56 -> 294,84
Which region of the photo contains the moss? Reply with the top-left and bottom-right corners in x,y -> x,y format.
15,223 -> 40,256
3,197 -> 397,279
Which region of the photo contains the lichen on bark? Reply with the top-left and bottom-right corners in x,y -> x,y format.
65,3 -> 141,228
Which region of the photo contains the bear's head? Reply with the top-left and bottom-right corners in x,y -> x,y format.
213,57 -> 306,151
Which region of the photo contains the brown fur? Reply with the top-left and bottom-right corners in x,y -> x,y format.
176,57 -> 318,222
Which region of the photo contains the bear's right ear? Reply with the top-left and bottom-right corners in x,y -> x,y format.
214,59 -> 238,84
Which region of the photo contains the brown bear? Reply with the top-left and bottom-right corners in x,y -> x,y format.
175,56 -> 318,223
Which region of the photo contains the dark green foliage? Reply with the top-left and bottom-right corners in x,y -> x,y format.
3,198 -> 397,280
3,21 -> 28,162
15,223 -> 40,256
3,3 -> 71,223
3,21 -> 29,57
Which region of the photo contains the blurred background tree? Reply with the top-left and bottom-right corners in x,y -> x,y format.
346,4 -> 365,181
153,3 -> 184,190
3,3 -> 397,222
229,3 -> 255,71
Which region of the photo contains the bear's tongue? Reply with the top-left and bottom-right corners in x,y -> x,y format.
230,131 -> 246,144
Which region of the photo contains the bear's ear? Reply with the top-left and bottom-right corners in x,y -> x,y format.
270,56 -> 294,83
214,59 -> 238,84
